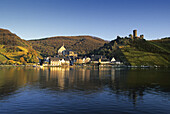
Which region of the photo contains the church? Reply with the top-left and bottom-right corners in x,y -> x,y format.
58,43 -> 77,57
58,43 -> 66,55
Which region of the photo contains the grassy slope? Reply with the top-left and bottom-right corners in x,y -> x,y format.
0,46 -> 25,59
121,38 -> 170,66
149,38 -> 170,64
121,45 -> 169,66
0,54 -> 8,62
150,38 -> 170,52
0,45 -> 26,63
0,45 -> 43,64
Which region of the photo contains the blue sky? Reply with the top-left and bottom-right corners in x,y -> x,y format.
0,0 -> 170,40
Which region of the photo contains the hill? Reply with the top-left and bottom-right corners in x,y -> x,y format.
150,37 -> 170,53
28,36 -> 108,57
0,28 -> 42,65
91,36 -> 170,66
0,29 -> 31,47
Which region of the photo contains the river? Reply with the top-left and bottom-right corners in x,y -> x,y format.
0,67 -> 170,113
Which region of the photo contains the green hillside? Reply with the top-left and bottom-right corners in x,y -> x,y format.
29,36 -> 108,57
0,28 -> 42,65
0,54 -> 8,62
92,36 -> 170,66
0,29 -> 31,47
150,37 -> 170,53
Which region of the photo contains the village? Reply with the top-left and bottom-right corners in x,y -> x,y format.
41,43 -> 121,67
40,30 -> 146,67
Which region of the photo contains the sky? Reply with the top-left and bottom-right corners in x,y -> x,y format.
0,0 -> 170,41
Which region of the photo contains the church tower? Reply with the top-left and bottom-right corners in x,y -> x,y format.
58,43 -> 66,55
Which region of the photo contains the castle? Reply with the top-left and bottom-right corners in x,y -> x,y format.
129,30 -> 144,39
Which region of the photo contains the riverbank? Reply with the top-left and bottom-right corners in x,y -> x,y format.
0,64 -> 169,68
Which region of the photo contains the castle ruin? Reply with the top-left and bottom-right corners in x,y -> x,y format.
130,30 -> 144,39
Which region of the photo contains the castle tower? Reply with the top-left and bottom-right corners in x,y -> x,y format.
140,35 -> 144,39
133,30 -> 137,38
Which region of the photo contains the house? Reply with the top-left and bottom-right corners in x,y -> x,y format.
75,56 -> 91,64
50,57 -> 70,66
99,58 -> 110,64
91,55 -> 100,63
111,57 -> 116,63
50,57 -> 61,66
62,49 -> 78,57
91,55 -> 106,64
64,58 -> 70,65
42,57 -> 50,66
75,56 -> 85,64
84,57 -> 91,63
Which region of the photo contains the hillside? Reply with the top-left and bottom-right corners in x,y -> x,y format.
92,36 -> 170,66
0,29 -> 31,47
150,37 -> 170,53
0,28 -> 42,64
29,36 -> 108,57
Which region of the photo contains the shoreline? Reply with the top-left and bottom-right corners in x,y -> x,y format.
0,64 -> 169,68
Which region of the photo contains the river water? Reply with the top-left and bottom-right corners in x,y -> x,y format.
0,67 -> 170,113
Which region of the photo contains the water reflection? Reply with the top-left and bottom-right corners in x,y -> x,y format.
0,67 -> 170,105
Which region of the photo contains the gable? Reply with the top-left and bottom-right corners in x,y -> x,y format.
58,46 -> 66,53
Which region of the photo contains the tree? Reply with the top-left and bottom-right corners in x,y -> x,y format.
20,57 -> 25,63
129,34 -> 133,39
113,41 -> 118,50
117,36 -> 121,39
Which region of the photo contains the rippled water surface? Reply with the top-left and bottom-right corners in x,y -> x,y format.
0,67 -> 170,113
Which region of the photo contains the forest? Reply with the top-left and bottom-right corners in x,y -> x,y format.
29,36 -> 108,57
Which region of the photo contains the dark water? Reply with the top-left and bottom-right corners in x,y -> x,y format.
0,67 -> 170,114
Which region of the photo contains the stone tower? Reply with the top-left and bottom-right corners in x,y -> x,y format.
133,30 -> 137,38
140,35 -> 144,39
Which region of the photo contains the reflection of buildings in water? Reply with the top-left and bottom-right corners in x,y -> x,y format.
39,67 -> 162,107
40,67 -> 70,90
111,68 -> 115,82
78,68 -> 91,82
50,67 -> 69,89
72,68 -> 91,83
41,67 -> 92,90
98,68 -> 112,80
98,68 -> 116,87
38,67 -> 113,91
81,68 -> 85,81
68,69 -> 74,85
85,69 -> 90,81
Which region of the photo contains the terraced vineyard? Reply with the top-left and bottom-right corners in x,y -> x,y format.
0,29 -> 42,64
